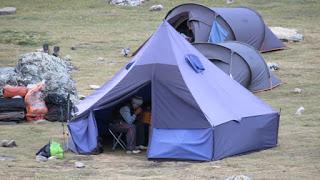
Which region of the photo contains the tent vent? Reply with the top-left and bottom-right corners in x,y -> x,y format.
126,61 -> 135,70
185,54 -> 205,73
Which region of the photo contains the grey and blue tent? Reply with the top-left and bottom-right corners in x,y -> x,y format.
193,42 -> 281,92
165,3 -> 284,52
68,21 -> 280,161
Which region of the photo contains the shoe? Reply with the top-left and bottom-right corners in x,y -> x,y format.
136,145 -> 147,150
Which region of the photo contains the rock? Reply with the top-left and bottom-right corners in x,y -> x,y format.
36,155 -> 48,162
0,140 -> 17,147
0,7 -> 16,15
121,48 -> 130,57
48,156 -> 58,160
270,27 -> 303,42
226,175 -> 251,180
149,4 -> 164,11
89,85 -> 100,90
267,62 -> 280,71
109,0 -> 143,6
292,88 -> 302,94
0,155 -> 16,161
226,0 -> 235,4
95,57 -> 106,65
75,161 -> 85,168
0,67 -> 20,96
35,48 -> 44,52
97,57 -> 105,62
64,55 -> 72,61
295,106 -> 305,115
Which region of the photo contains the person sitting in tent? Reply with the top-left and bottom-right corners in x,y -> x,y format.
135,104 -> 151,150
109,96 -> 144,154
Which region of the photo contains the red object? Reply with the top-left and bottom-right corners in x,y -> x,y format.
3,85 -> 28,97
24,82 -> 48,121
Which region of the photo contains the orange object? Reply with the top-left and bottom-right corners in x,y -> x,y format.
24,82 -> 48,121
3,85 -> 28,97
142,111 -> 152,124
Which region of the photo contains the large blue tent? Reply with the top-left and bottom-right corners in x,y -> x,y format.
68,21 -> 280,161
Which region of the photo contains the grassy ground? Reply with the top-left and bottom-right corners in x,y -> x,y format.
0,0 -> 320,179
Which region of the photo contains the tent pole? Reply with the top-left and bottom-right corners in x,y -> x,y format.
229,50 -> 234,79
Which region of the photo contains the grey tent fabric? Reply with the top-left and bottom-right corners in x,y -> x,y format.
165,3 -> 284,52
193,42 -> 281,92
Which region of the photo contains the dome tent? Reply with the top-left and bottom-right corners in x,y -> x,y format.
68,21 -> 280,161
165,3 -> 284,52
193,42 -> 281,92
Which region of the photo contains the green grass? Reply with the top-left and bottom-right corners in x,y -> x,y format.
0,30 -> 55,46
0,0 -> 320,179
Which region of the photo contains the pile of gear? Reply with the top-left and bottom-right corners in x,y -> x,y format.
0,46 -> 77,123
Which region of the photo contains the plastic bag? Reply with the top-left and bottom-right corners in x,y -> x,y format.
3,85 -> 28,97
50,141 -> 64,159
25,81 -> 48,121
36,141 -> 64,159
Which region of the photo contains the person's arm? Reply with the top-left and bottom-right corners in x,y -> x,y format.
119,106 -> 136,124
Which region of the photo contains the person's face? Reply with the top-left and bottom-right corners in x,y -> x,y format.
132,102 -> 140,109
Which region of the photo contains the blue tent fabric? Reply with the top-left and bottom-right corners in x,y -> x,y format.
213,113 -> 279,160
185,54 -> 205,73
208,21 -> 228,43
68,21 -> 280,161
148,128 -> 214,161
68,112 -> 98,154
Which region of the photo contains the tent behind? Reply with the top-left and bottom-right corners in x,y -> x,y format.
68,21 -> 280,161
193,42 -> 281,92
165,3 -> 284,52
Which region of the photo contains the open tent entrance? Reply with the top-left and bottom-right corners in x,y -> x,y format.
94,82 -> 152,151
169,12 -> 195,43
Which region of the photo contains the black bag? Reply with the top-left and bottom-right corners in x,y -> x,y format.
44,93 -> 67,107
44,106 -> 64,122
0,111 -> 25,122
44,94 -> 71,122
36,143 -> 51,158
0,97 -> 25,111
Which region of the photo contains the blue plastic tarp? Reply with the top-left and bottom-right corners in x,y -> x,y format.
208,21 -> 228,43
